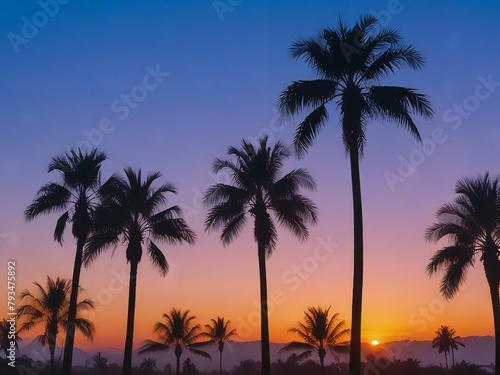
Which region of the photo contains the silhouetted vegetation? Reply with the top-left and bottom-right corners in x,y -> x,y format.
278,14 -> 433,375
203,136 -> 318,375
83,168 -> 196,375
24,149 -> 108,375
426,174 -> 500,373
139,308 -> 211,375
280,306 -> 350,367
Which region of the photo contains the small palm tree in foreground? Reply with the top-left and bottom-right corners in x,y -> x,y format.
139,308 -> 210,375
24,148 -> 107,375
139,357 -> 159,375
280,306 -> 350,367
17,276 -> 95,374
278,14 -> 433,375
84,168 -> 196,375
426,174 -> 499,374
432,325 -> 464,369
203,136 -> 318,375
198,317 -> 236,373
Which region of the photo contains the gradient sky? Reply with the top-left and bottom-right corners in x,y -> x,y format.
1,0 -> 500,355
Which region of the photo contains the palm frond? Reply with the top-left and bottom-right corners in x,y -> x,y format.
293,104 -> 330,157
278,79 -> 337,119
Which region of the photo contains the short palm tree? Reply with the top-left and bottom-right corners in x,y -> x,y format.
432,326 -> 453,369
426,174 -> 499,374
24,148 -> 107,375
83,168 -> 196,375
278,15 -> 433,375
198,317 -> 236,373
17,276 -> 95,374
280,306 -> 350,367
0,319 -> 22,358
139,357 -> 159,375
139,308 -> 210,375
203,136 -> 318,375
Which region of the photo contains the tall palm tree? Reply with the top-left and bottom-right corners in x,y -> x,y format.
0,319 -> 22,358
198,317 -> 236,373
280,306 -> 350,367
138,308 -> 211,375
16,276 -> 95,374
432,325 -> 453,369
426,173 -> 499,374
83,168 -> 196,375
24,148 -> 107,375
278,15 -> 433,375
203,136 -> 318,375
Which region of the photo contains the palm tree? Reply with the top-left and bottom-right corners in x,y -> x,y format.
139,358 -> 159,375
426,173 -> 499,374
280,306 -> 350,367
203,136 -> 318,375
0,319 -> 22,358
16,276 -> 95,374
278,15 -> 433,375
138,308 -> 211,375
432,326 -> 453,369
92,352 -> 109,374
24,148 -> 107,375
198,317 -> 236,373
83,168 -> 196,375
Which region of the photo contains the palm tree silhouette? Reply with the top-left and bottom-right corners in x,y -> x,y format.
426,173 -> 498,373
278,15 -> 433,375
83,168 -> 196,375
0,319 -> 22,358
280,306 -> 350,367
139,357 -> 159,375
198,317 -> 236,373
17,276 -> 95,374
24,148 -> 107,375
203,136 -> 318,375
139,308 -> 211,375
432,325 -> 455,369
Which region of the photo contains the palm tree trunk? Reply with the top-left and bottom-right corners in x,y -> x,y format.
348,147 -> 364,375
488,280 -> 500,375
123,260 -> 138,375
445,350 -> 448,369
258,240 -> 271,375
219,348 -> 223,374
62,239 -> 85,375
176,353 -> 180,375
49,341 -> 55,375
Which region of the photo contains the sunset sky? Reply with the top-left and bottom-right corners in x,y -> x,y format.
1,0 -> 500,356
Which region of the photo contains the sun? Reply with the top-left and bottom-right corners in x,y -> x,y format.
371,340 -> 379,346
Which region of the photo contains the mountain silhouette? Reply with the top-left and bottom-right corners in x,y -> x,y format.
17,336 -> 495,371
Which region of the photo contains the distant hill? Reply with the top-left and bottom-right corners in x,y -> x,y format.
18,336 -> 495,371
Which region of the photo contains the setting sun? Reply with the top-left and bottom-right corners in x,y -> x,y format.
371,340 -> 379,346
